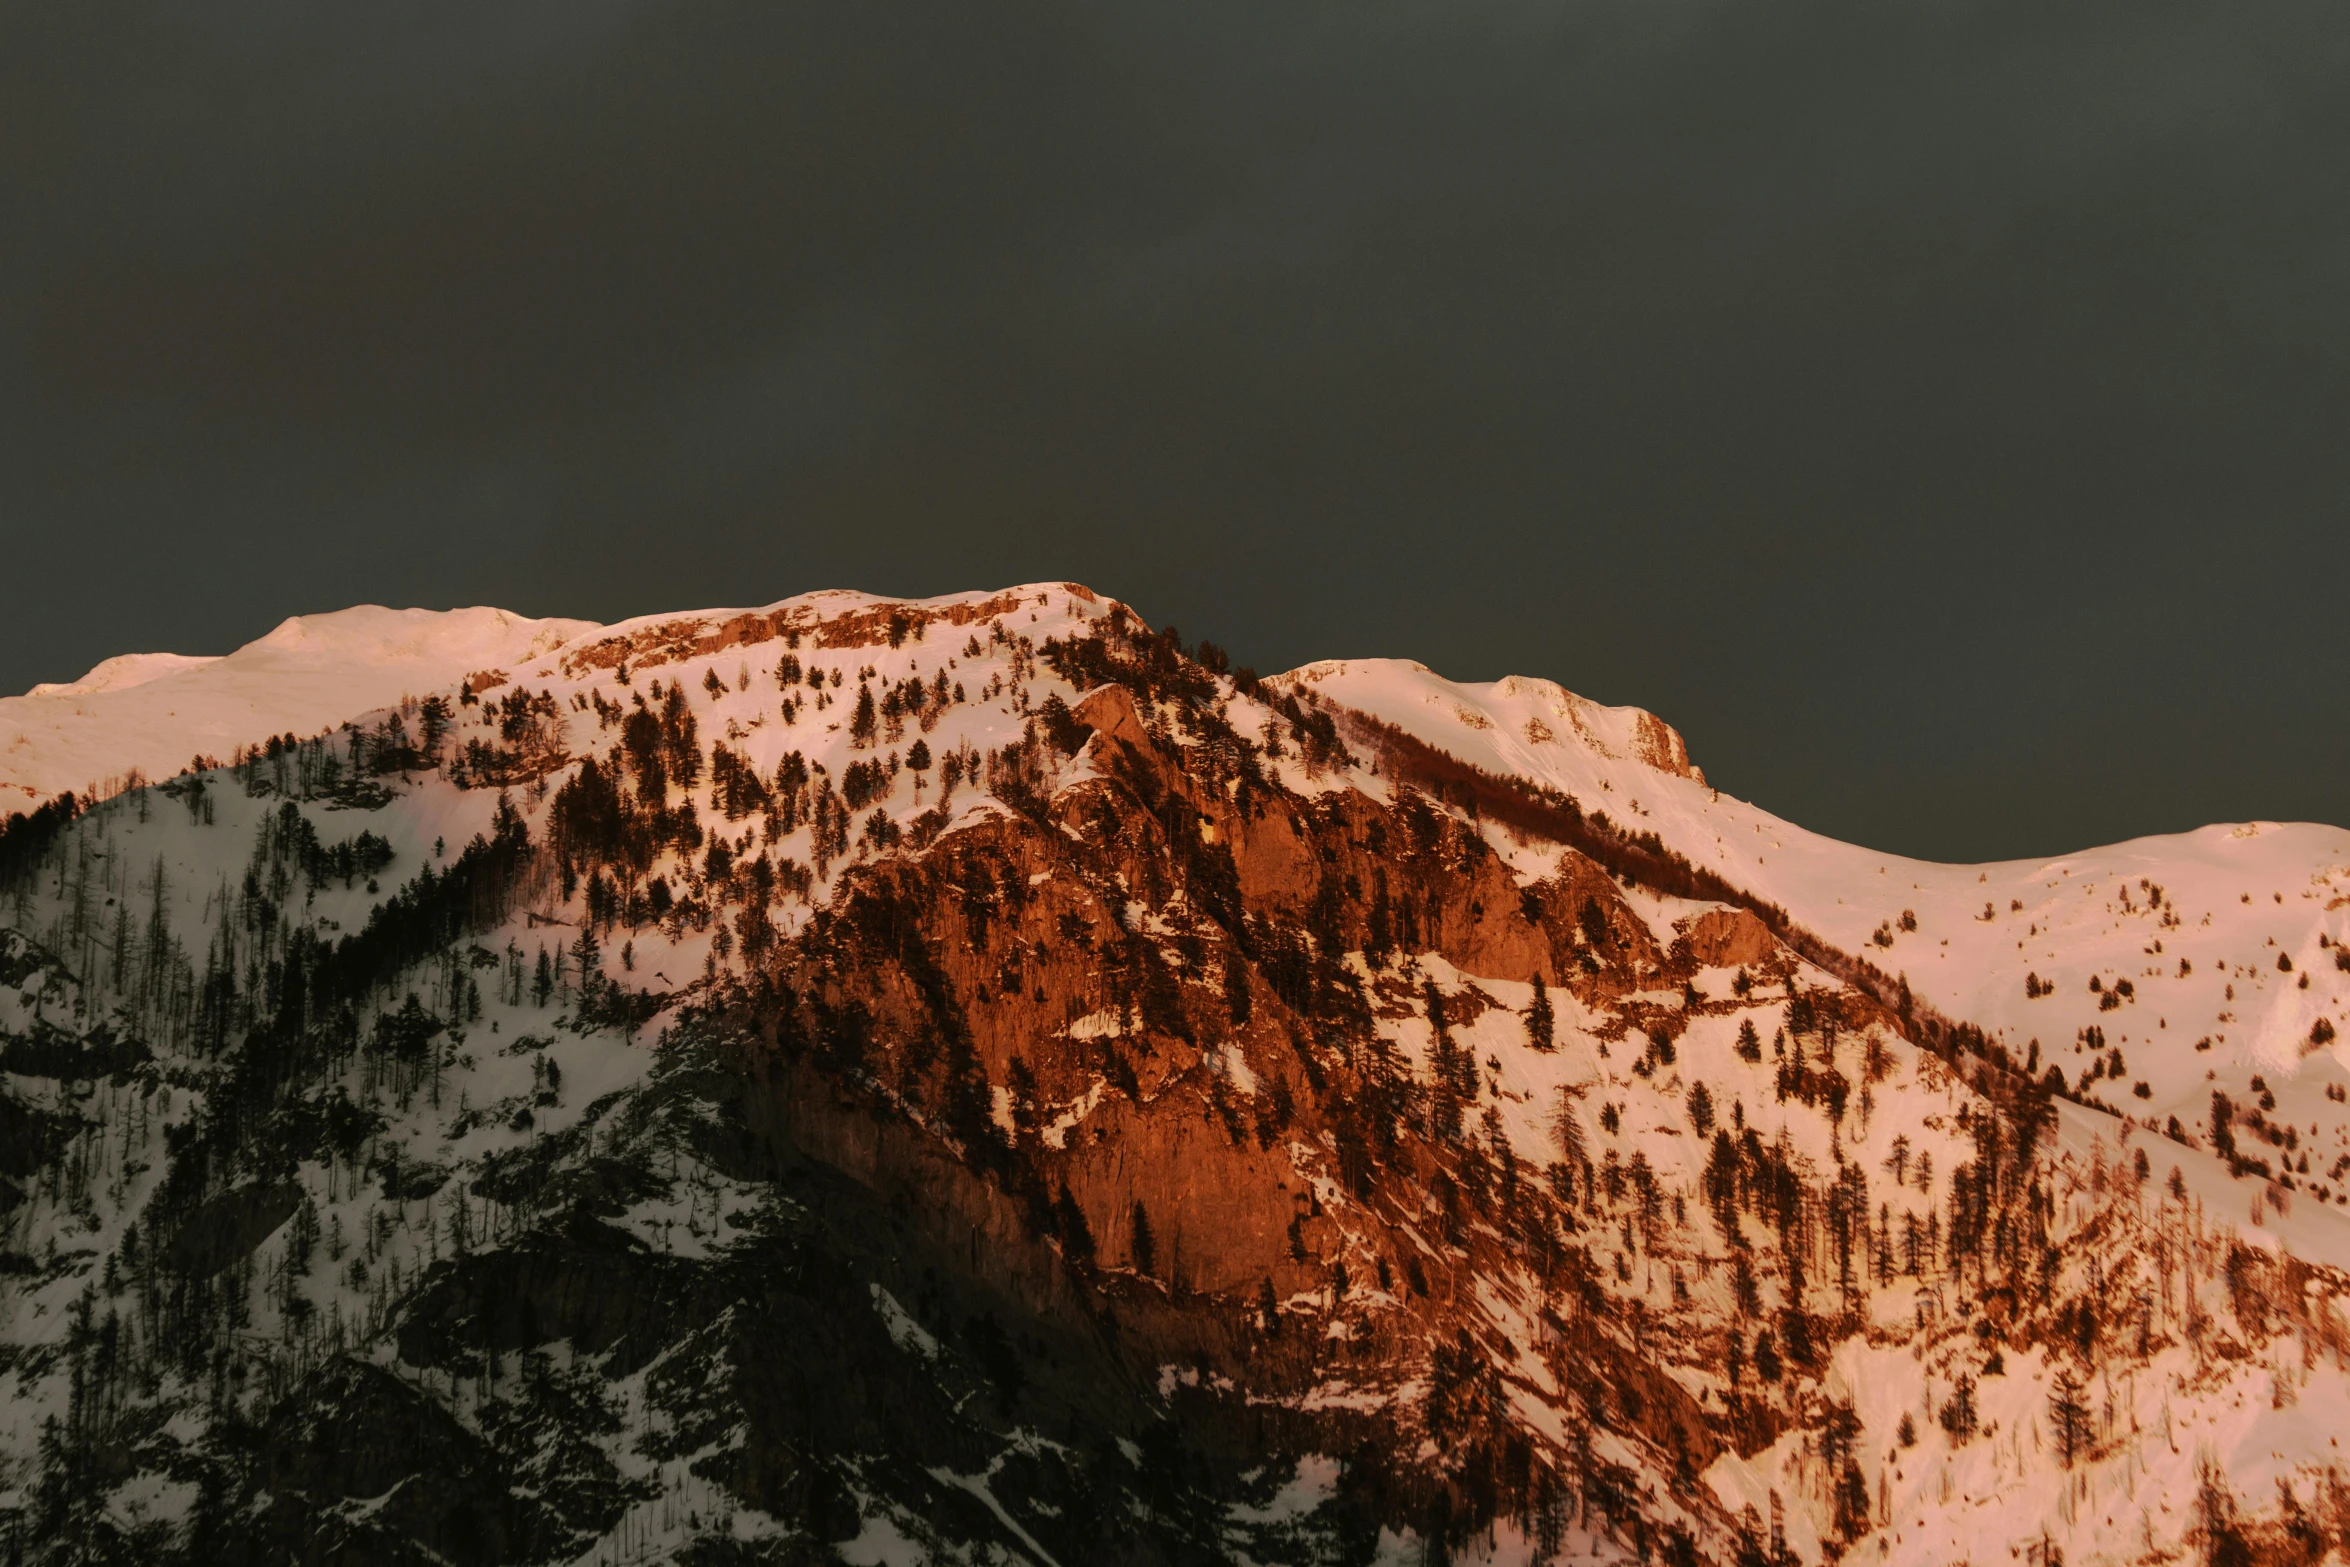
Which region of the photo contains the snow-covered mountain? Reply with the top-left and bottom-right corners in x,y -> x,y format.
1290,659 -> 2350,1239
1,606 -> 597,815
0,583 -> 2343,1567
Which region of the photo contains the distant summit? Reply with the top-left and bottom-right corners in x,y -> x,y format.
1,605 -> 596,812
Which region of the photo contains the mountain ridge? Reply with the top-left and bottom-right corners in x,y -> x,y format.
2,605 -> 598,814
0,582 -> 2345,1567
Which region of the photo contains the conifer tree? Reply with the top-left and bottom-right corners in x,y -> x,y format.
2198,1459 -> 2251,1567
1224,955 -> 1252,1025
2210,1091 -> 2237,1166
570,930 -> 602,1005
1054,1186 -> 1094,1262
1131,1201 -> 1157,1278
1526,977 -> 1555,1052
1425,978 -> 1473,1141
1939,1373 -> 1977,1442
2049,1366 -> 2091,1467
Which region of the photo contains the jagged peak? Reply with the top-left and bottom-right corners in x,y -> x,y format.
1276,655 -> 1704,784
548,582 -> 1119,679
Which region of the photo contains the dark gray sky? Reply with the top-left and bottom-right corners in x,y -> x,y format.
5,0 -> 2346,862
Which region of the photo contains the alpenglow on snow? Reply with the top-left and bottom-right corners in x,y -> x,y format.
1,584 -> 2346,1566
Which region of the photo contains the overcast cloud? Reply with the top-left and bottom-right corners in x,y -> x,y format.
3,0 -> 2345,859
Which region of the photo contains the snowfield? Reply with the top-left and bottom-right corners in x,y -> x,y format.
1291,659 -> 2350,1237
2,605 -> 597,815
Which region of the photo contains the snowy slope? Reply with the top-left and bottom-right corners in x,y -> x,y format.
25,652 -> 219,698
1,605 -> 598,814
1286,658 -> 2350,1212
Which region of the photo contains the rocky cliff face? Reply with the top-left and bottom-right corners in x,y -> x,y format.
1,586 -> 2345,1567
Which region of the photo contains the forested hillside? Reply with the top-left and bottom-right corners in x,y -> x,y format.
1,585 -> 2345,1567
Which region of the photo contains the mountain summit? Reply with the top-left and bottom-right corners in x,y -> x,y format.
1,606 -> 596,816
1,584 -> 2345,1566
